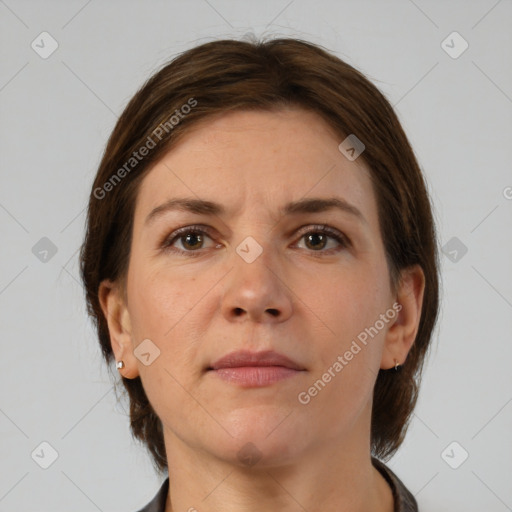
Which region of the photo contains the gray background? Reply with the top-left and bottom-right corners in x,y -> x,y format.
1,0 -> 511,510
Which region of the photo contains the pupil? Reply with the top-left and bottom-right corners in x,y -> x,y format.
307,233 -> 325,250
184,233 -> 202,249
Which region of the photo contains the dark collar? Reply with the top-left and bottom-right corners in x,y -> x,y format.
136,458 -> 417,512
135,477 -> 168,512
372,457 -> 418,511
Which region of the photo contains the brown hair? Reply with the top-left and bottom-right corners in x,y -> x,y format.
79,37 -> 439,475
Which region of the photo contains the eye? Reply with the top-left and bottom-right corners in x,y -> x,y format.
161,226 -> 219,255
160,224 -> 350,256
294,225 -> 350,253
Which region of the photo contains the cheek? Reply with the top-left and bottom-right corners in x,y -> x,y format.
127,259 -> 197,341
126,261 -> 218,384
302,261 -> 389,339
125,265 -> 205,416
295,259 -> 391,405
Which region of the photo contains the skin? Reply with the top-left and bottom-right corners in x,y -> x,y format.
100,108 -> 425,512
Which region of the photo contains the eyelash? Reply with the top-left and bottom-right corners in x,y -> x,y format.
160,224 -> 351,257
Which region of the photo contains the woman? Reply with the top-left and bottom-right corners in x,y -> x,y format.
80,37 -> 439,512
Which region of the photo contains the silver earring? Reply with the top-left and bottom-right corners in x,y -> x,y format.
394,359 -> 401,371
116,360 -> 125,370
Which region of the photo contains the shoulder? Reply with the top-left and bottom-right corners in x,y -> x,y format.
372,458 -> 418,512
134,477 -> 169,512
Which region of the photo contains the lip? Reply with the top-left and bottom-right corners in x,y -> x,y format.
207,350 -> 305,387
209,349 -> 304,371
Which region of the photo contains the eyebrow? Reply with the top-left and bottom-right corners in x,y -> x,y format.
145,197 -> 366,225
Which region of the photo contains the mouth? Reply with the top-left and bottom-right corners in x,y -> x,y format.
206,350 -> 306,387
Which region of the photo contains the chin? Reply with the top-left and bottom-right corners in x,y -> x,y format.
211,436 -> 302,470
203,407 -> 312,468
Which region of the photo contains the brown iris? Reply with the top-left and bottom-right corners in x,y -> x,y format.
304,232 -> 327,250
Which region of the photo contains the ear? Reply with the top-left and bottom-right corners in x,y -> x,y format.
98,279 -> 140,379
381,264 -> 425,370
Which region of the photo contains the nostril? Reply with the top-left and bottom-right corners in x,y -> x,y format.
231,307 -> 279,317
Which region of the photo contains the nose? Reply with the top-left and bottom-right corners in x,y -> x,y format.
221,244 -> 293,324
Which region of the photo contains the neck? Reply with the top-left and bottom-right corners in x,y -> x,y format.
162,412 -> 394,512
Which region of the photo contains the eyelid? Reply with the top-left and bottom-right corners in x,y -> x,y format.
293,224 -> 351,247
159,224 -> 217,251
160,223 -> 351,254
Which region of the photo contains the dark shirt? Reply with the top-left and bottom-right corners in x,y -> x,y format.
136,457 -> 418,512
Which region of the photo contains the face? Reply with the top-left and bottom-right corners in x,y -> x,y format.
108,108 -> 411,468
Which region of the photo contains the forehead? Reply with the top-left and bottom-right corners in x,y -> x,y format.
134,108 -> 378,226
